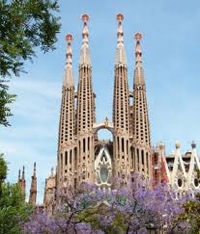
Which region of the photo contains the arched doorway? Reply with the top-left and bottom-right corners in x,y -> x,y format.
93,122 -> 114,189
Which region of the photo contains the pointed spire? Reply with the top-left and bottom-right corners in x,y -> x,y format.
18,169 -> 21,182
115,13 -> 127,66
33,162 -> 36,177
80,14 -> 91,66
135,33 -> 142,63
134,32 -> 145,85
63,34 -> 74,87
29,162 -> 37,206
19,166 -> 26,202
22,166 -> 25,180
51,167 -> 54,177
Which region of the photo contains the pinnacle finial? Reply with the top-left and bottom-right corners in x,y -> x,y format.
22,166 -> 25,180
18,169 -> 21,180
117,13 -> 124,22
115,13 -> 126,65
66,34 -> 73,56
191,141 -> 196,149
66,34 -> 73,43
80,13 -> 91,65
134,32 -> 142,42
33,162 -> 36,177
117,13 -> 124,41
175,141 -> 180,149
82,14 -> 89,23
81,14 -> 89,39
134,33 -> 142,60
64,33 -> 74,87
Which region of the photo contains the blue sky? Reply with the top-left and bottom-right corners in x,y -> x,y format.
1,0 -> 200,203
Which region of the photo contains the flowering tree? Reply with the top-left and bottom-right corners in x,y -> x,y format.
21,175 -> 191,234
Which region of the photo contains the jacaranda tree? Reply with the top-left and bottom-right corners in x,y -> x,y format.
21,174 -> 193,234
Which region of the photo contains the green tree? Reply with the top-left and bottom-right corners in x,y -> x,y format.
0,183 -> 33,234
0,0 -> 61,126
0,154 -> 33,234
0,154 -> 7,195
180,172 -> 200,233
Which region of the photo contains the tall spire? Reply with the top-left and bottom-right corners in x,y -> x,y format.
80,14 -> 91,66
131,33 -> 151,179
21,166 -> 26,200
77,13 -> 95,133
132,33 -> 150,146
76,13 -> 95,185
115,13 -> 127,66
57,33 -> 76,191
63,34 -> 74,87
29,162 -> 37,206
113,13 -> 130,183
17,167 -> 26,201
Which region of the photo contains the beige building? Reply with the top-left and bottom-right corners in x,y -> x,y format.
44,13 -> 152,210
43,14 -> 200,212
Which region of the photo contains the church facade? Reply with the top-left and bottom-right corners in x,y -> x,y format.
56,13 -> 152,191
43,14 -> 200,213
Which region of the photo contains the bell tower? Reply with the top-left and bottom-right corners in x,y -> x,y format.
112,14 -> 130,183
131,33 -> 152,179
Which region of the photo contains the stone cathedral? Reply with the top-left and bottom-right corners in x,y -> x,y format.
43,14 -> 200,213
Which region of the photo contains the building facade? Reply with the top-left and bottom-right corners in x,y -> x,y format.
56,13 -> 151,191
43,14 -> 200,212
153,141 -> 200,197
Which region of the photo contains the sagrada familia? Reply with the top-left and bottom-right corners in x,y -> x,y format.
19,14 -> 200,211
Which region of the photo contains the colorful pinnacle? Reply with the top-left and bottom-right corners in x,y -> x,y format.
66,34 -> 73,43
134,32 -> 142,41
117,13 -> 124,22
82,14 -> 89,23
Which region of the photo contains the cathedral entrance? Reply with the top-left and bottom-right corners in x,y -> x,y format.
94,126 -> 113,189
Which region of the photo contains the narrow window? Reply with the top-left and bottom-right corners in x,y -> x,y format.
141,150 -> 144,165
65,151 -> 68,166
122,138 -> 124,153
83,138 -> 86,153
88,137 -> 90,151
70,150 -> 72,164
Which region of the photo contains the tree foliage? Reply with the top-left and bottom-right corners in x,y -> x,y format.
0,154 -> 33,234
0,154 -> 7,180
177,170 -> 200,234
0,183 -> 33,234
22,175 -> 193,234
0,86 -> 16,126
0,0 -> 61,126
0,0 -> 60,77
